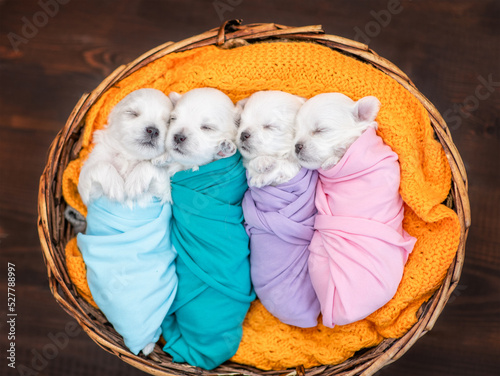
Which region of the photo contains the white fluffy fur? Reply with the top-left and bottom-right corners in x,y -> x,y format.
159,88 -> 238,171
294,93 -> 381,170
236,90 -> 305,187
78,88 -> 173,208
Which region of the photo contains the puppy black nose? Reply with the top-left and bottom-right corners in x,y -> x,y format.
295,143 -> 304,154
146,126 -> 159,139
240,131 -> 250,142
174,133 -> 186,144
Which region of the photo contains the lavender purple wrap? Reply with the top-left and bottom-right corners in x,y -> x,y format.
242,167 -> 321,328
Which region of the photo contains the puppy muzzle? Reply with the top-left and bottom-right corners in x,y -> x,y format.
240,131 -> 251,142
295,143 -> 304,155
238,132 -> 252,153
294,143 -> 313,163
140,126 -> 160,148
171,133 -> 188,155
173,133 -> 187,145
146,126 -> 160,139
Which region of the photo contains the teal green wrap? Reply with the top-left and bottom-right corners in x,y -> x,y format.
162,152 -> 255,370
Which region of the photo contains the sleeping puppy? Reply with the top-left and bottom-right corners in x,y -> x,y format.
78,88 -> 173,207
158,87 -> 254,369
236,90 -> 305,187
293,93 -> 417,328
294,93 -> 381,170
76,88 -> 178,357
160,87 -> 238,171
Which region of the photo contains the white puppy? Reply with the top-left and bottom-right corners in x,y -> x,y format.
78,88 -> 173,207
236,90 -> 305,187
161,87 -> 238,170
294,93 -> 381,170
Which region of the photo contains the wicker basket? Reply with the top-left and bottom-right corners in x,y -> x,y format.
38,21 -> 470,376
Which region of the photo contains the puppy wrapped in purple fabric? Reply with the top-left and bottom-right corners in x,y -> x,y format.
236,90 -> 320,328
242,167 -> 321,327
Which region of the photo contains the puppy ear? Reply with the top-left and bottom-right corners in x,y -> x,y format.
293,95 -> 306,104
354,96 -> 381,122
216,140 -> 237,159
234,97 -> 249,128
235,97 -> 249,114
169,92 -> 182,106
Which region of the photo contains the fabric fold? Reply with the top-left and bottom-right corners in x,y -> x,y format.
161,152 -> 255,370
309,127 -> 416,328
77,197 -> 178,355
242,168 -> 321,328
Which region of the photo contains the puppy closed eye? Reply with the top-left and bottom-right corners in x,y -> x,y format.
125,109 -> 140,118
200,124 -> 215,131
312,128 -> 326,135
263,124 -> 277,130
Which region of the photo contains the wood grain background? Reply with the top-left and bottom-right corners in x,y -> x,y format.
1,1 -> 499,375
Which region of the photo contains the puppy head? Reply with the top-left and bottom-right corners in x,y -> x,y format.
294,93 -> 380,170
236,90 -> 305,161
106,88 -> 172,160
166,88 -> 238,168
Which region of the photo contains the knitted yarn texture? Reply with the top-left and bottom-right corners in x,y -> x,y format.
62,41 -> 461,370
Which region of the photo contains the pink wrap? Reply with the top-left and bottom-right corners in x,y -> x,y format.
309,127 -> 416,328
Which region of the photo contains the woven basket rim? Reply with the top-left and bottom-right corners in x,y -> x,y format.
37,20 -> 470,376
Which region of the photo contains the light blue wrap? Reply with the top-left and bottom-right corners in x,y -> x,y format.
77,197 -> 178,355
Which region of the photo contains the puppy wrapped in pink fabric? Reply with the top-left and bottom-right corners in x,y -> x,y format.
309,127 -> 417,328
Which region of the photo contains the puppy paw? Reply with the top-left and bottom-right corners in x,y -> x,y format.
217,140 -> 237,158
78,167 -> 99,205
272,173 -> 293,186
162,190 -> 173,204
271,159 -> 301,185
142,342 -> 156,356
249,172 -> 277,188
250,156 -> 277,174
152,152 -> 171,167
125,162 -> 153,200
162,191 -> 173,204
125,179 -> 148,200
154,183 -> 173,204
249,174 -> 266,188
89,163 -> 125,202
321,155 -> 341,171
77,181 -> 91,206
103,178 -> 126,202
165,162 -> 185,175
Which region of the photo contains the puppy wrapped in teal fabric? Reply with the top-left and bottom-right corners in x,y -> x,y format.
77,197 -> 178,355
161,152 -> 255,370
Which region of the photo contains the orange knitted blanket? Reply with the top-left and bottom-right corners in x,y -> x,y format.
62,42 -> 461,370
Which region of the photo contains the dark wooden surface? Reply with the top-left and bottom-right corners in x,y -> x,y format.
1,1 -> 499,375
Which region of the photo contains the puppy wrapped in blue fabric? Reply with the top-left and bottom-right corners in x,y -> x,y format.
77,88 -> 178,356
158,88 -> 255,370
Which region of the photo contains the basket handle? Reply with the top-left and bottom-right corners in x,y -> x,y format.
217,19 -> 243,46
